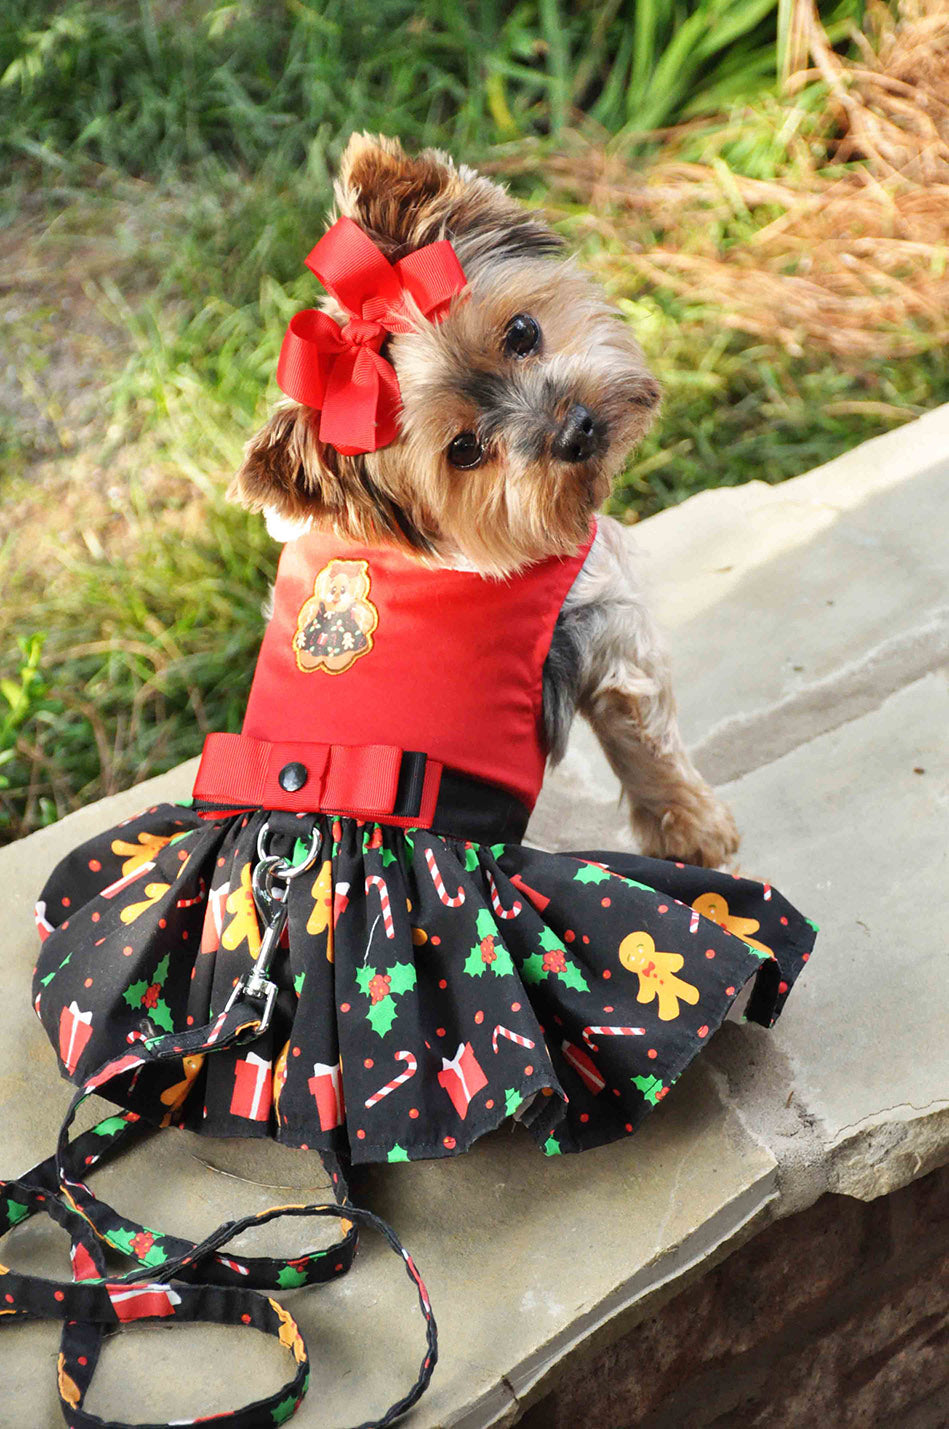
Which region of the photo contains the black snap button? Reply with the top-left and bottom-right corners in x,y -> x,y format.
278,761 -> 308,793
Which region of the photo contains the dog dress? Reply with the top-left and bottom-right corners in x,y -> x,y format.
32,522 -> 816,1163
5,522 -> 815,1427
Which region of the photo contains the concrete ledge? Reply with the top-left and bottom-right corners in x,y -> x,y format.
1,406 -> 947,1427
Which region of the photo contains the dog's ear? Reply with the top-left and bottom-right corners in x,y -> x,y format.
229,401 -> 434,552
336,131 -> 563,264
228,403 -> 333,525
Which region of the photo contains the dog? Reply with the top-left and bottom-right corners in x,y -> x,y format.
231,132 -> 739,869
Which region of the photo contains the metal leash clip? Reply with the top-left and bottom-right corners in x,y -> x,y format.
222,821 -> 322,1038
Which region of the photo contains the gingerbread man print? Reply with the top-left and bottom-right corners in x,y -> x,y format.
293,558 -> 378,674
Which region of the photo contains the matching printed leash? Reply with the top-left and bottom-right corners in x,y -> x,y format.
0,828 -> 438,1429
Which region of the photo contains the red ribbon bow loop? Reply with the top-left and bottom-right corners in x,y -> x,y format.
276,216 -> 467,456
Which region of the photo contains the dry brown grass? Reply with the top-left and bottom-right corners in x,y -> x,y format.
505,0 -> 949,361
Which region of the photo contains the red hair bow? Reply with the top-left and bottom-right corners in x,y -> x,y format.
276,216 -> 467,456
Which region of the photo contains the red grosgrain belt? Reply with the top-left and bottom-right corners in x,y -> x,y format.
192,732 -> 530,842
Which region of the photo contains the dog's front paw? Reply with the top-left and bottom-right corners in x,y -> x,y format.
633,789 -> 740,869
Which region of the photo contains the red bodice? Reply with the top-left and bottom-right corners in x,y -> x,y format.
240,525 -> 594,810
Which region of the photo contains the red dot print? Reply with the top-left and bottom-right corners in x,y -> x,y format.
524,1064 -> 534,1076
77,1355 -> 87,1365
292,1046 -> 301,1057
340,1002 -> 351,1013
186,1016 -> 194,1026
648,1048 -> 658,1059
61,919 -> 69,930
431,936 -> 441,946
726,986 -> 735,996
580,1112 -> 590,1123
602,969 -> 612,980
474,1010 -> 484,1025
780,916 -> 788,925
54,1291 -> 64,1302
91,911 -> 100,923
241,1313 -> 252,1324
436,1027 -> 446,1038
802,953 -> 810,962
675,862 -> 685,868
438,979 -> 447,990
88,859 -> 101,872
601,897 -> 611,908
218,858 -> 225,867
364,1058 -> 374,1069
84,978 -> 93,988
658,904 -> 668,913
779,981 -> 789,995
61,897 -> 71,908
3,1295 -> 12,1305
612,1087 -> 621,1096
705,949 -> 716,959
182,930 -> 188,940
625,1123 -> 634,1133
158,918 -> 167,930
356,1129 -> 366,1140
190,967 -> 196,979
334,1262 -> 343,1272
443,1136 -> 456,1149
485,1099 -> 494,1110
511,1001 -> 521,1012
122,945 -> 133,957
409,1108 -> 420,1119
697,1025 -> 709,1038
300,1144 -> 309,1151
565,930 -> 575,942
178,849 -> 188,861
604,1005 -> 614,1014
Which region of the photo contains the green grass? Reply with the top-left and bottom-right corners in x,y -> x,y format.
3,0 -> 946,843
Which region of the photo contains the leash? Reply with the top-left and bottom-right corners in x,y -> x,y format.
0,824 -> 438,1429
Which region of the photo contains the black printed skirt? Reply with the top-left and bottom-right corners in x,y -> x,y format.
34,802 -> 816,1164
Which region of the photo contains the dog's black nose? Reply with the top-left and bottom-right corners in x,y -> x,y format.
552,404 -> 598,463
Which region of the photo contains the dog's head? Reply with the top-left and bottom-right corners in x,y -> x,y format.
233,133 -> 660,575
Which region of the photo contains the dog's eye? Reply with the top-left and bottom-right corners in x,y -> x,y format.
447,432 -> 484,469
504,314 -> 541,358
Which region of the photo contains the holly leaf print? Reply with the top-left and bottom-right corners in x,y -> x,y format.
503,1087 -> 523,1117
558,961 -> 590,993
386,962 -> 417,997
632,1073 -> 665,1106
464,946 -> 488,978
148,998 -> 175,1034
367,999 -> 399,1038
537,926 -> 565,952
475,907 -> 497,939
520,953 -> 546,985
464,846 -> 479,872
387,1144 -> 410,1163
277,1263 -> 309,1289
573,862 -> 612,885
355,966 -> 377,997
123,979 -> 150,1011
543,1135 -> 562,1157
380,847 -> 398,867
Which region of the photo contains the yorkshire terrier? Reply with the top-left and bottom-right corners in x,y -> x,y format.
231,133 -> 739,869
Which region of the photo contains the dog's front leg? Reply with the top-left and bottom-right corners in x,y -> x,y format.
569,520 -> 739,869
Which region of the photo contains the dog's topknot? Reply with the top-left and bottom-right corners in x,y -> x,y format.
336,132 -> 564,267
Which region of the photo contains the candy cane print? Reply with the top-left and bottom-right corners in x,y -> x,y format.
486,869 -> 522,920
582,1024 -> 646,1052
424,847 -> 465,906
365,874 -> 395,938
689,907 -> 700,933
365,1049 -> 418,1108
763,883 -> 773,901
492,1024 -> 536,1056
175,877 -> 207,910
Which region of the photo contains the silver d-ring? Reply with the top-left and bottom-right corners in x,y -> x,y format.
256,820 -> 323,879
